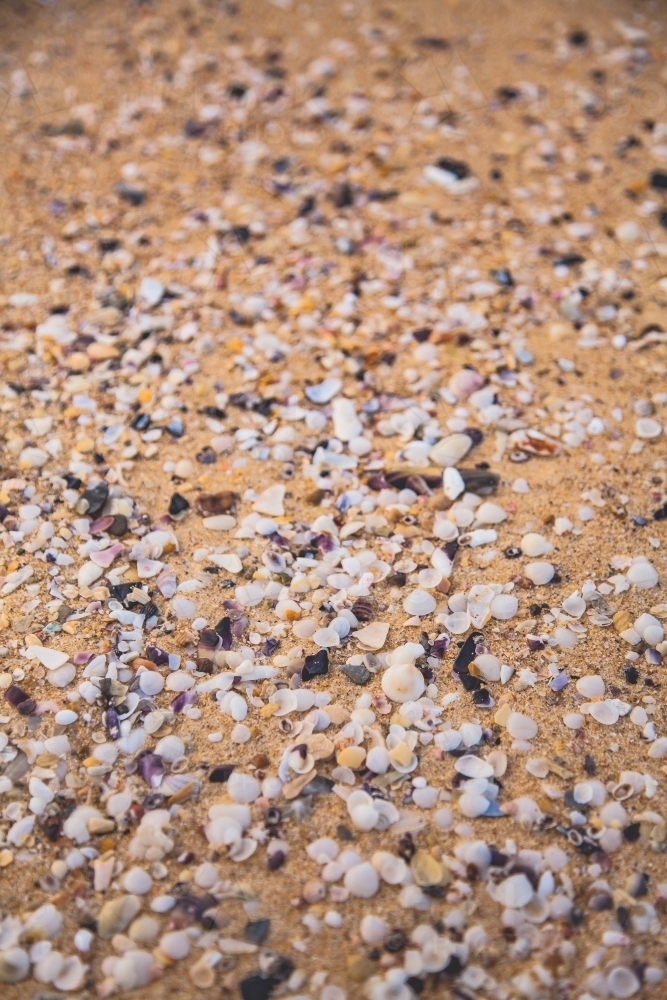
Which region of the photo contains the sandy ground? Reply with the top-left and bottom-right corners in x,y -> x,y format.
1,0 -> 667,998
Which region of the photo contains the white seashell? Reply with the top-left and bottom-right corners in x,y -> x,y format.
381,662 -> 425,703
47,663 -> 76,688
475,502 -> 506,524
155,736 -> 185,762
313,627 -> 340,647
366,746 -> 390,773
627,560 -> 659,589
139,670 -> 165,696
525,561 -> 555,585
521,533 -> 552,557
443,467 -> 465,500
576,675 -> 605,698
589,701 -> 619,725
292,619 -> 317,639
252,485 -> 285,517
26,645 -> 69,669
122,867 -> 153,894
635,417 -> 662,440
202,515 -> 235,531
98,895 -> 142,940
473,654 -> 501,682
403,589 -> 436,616
353,622 -> 389,649
467,585 -> 495,628
449,368 -> 484,400
459,792 -> 490,818
305,378 -> 342,404
490,594 -> 518,620
344,861 -> 379,898
634,612 -> 663,643
429,433 -> 473,467
106,792 -> 132,818
372,851 -> 407,884
332,397 -> 363,442
526,757 -> 549,778
563,713 -> 584,730
160,930 -> 190,961
562,594 -> 586,617
360,915 -> 388,945
24,903 -> 63,940
607,966 -> 641,998
63,806 -> 102,844
0,948 -> 30,984
445,611 -> 471,634
495,873 -> 533,909
418,568 -> 442,589
455,755 -> 494,778
506,712 -> 538,740
227,771 -> 261,804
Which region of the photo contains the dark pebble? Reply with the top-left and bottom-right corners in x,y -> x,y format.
114,181 -> 147,205
78,480 -> 109,517
435,156 -> 470,179
302,649 -> 329,681
650,170 -> 667,190
209,765 -> 235,783
109,514 -> 129,536
244,919 -> 271,945
168,493 -> 190,517
340,662 -> 371,685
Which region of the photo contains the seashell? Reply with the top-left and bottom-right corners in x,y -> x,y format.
410,850 -> 444,887
506,712 -> 538,740
563,713 -> 584,730
189,950 -> 221,989
525,561 -> 555,585
449,368 -> 485,400
472,653 -> 501,682
252,484 -> 285,517
312,627 -> 340,648
305,378 -> 342,404
607,966 -> 641,998
196,492 -> 236,516
227,772 -> 261,804
455,755 -> 494,778
612,783 -> 634,801
98,895 -> 142,939
635,417 -> 662,440
403,589 -> 436,616
372,851 -> 408,885
343,862 -> 379,898
508,428 -> 561,457
467,585 -> 496,628
490,594 -> 518,620
155,735 -> 185,763
475,501 -> 506,525
360,915 -> 388,945
0,948 -> 30,984
23,903 -> 63,941
627,559 -> 659,589
332,397 -> 363,441
459,792 -> 491,818
443,466 -> 465,500
589,701 -> 619,725
576,675 -> 605,698
429,433 -> 473,468
487,749 -> 508,777
521,533 -> 552,557
445,611 -> 471,634
352,622 -> 389,650
562,594 -> 586,617
495,873 -> 533,909
381,662 -> 425,703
